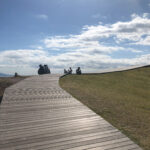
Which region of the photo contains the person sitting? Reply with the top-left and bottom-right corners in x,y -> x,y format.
64,69 -> 68,74
68,67 -> 72,74
38,64 -> 45,75
44,64 -> 51,74
76,67 -> 82,75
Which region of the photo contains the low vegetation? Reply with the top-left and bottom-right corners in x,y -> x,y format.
60,66 -> 150,150
0,76 -> 27,104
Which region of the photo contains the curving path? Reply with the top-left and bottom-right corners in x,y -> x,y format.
0,75 -> 142,150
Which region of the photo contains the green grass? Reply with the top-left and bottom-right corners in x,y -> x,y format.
60,66 -> 150,150
0,76 -> 27,104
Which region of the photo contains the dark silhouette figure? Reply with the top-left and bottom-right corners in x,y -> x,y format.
64,69 -> 68,74
14,72 -> 18,77
63,67 -> 73,75
68,67 -> 72,74
38,64 -> 45,75
38,64 -> 51,75
44,65 -> 51,74
76,67 -> 82,75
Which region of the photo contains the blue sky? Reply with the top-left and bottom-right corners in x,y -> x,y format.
0,0 -> 150,75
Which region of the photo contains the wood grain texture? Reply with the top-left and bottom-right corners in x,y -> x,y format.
0,75 -> 142,150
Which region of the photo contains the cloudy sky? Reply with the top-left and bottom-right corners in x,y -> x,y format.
0,0 -> 150,75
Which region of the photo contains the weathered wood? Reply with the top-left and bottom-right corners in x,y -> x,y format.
0,74 -> 142,150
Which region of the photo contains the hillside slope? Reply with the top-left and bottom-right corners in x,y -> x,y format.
60,66 -> 150,150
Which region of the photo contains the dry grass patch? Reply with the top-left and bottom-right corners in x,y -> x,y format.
60,66 -> 150,150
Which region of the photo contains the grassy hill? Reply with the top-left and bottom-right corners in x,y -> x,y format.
0,76 -> 27,104
60,66 -> 150,150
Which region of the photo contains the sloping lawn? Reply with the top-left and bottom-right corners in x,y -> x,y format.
60,66 -> 150,150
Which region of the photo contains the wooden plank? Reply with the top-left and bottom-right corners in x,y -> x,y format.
0,74 -> 142,150
66,137 -> 130,150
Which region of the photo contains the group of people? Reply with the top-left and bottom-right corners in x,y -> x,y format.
38,65 -> 82,75
64,67 -> 72,74
64,67 -> 82,75
38,64 -> 51,75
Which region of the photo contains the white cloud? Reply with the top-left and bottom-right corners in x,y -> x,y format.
44,13 -> 150,52
143,13 -> 150,18
132,36 -> 150,46
89,14 -> 150,42
0,48 -> 149,75
1,13 -> 150,75
44,36 -> 124,54
36,14 -> 48,20
131,13 -> 139,19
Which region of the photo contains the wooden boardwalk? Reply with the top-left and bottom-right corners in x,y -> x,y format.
0,75 -> 142,150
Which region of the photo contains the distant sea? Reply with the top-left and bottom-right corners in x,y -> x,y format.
0,73 -> 12,77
